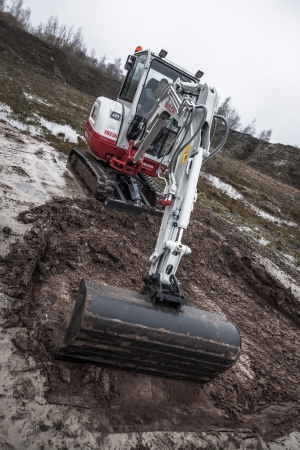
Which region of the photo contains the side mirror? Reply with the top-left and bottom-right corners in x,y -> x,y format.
124,55 -> 136,71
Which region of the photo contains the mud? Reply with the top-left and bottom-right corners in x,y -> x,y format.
1,194 -> 300,443
0,122 -> 85,255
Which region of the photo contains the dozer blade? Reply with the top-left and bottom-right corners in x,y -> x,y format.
57,280 -> 241,383
104,198 -> 163,217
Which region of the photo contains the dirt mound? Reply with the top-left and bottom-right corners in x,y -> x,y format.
1,197 -> 300,440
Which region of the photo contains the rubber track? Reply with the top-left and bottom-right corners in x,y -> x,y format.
138,172 -> 163,196
69,148 -> 115,200
69,149 -> 165,214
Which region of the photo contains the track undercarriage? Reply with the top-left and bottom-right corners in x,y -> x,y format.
68,148 -> 164,216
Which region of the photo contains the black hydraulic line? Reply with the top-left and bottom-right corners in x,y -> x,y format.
168,109 -> 192,156
203,114 -> 229,163
159,110 -> 192,175
210,116 -> 217,143
162,113 -> 191,158
136,117 -> 148,142
169,104 -> 207,176
155,108 -> 192,178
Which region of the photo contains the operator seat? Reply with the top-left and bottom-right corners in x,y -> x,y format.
127,79 -> 160,141
145,78 -> 159,91
138,78 -> 159,117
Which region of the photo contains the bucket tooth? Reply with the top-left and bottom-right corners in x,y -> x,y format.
57,279 -> 241,383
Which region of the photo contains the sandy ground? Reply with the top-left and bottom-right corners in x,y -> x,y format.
1,122 -> 300,449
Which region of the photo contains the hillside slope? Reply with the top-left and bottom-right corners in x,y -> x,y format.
221,129 -> 300,190
0,14 -> 121,100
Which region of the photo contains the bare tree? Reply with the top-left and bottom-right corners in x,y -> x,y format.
105,58 -> 123,79
97,54 -> 107,71
241,118 -> 257,136
89,48 -> 96,59
216,97 -> 241,130
6,0 -> 31,30
216,95 -> 274,143
70,27 -> 86,56
36,15 -> 60,46
34,16 -> 87,59
2,4 -> 124,80
258,129 -> 272,142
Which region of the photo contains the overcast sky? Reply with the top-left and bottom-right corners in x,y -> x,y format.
21,0 -> 300,146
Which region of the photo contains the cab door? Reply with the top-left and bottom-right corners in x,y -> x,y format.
116,51 -> 150,149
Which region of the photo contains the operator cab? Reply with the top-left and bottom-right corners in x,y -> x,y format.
117,49 -> 199,160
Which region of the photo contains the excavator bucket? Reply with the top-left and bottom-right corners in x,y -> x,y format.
57,280 -> 241,383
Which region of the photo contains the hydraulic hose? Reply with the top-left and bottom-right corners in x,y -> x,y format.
169,104 -> 207,176
137,116 -> 148,143
135,86 -> 175,149
165,109 -> 193,157
203,114 -> 229,163
210,116 -> 217,143
155,108 -> 192,178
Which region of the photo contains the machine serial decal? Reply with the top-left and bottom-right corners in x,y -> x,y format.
164,101 -> 176,115
104,130 -> 118,139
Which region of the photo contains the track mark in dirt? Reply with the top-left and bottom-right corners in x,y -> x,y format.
11,166 -> 30,178
0,181 -> 13,190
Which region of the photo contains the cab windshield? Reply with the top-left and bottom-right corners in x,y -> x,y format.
137,59 -> 194,118
126,57 -> 195,160
139,59 -> 194,159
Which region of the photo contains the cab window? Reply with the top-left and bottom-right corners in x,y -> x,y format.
137,59 -> 194,118
119,54 -> 147,103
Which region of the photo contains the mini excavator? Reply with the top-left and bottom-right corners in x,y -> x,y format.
57,48 -> 242,383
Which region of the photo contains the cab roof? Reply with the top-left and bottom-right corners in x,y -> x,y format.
134,49 -> 199,82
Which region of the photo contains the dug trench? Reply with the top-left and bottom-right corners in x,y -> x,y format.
1,197 -> 300,441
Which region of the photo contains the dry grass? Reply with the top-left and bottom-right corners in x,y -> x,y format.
0,60 -> 92,153
199,155 -> 300,265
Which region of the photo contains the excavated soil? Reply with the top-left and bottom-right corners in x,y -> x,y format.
1,197 -> 300,442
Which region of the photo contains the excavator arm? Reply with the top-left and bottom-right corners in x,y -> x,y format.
130,79 -> 229,308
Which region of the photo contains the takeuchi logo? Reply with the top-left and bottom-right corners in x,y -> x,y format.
104,130 -> 118,139
142,162 -> 154,169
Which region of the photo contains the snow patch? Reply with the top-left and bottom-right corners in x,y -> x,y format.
255,255 -> 300,301
202,171 -> 297,227
0,101 -> 80,143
